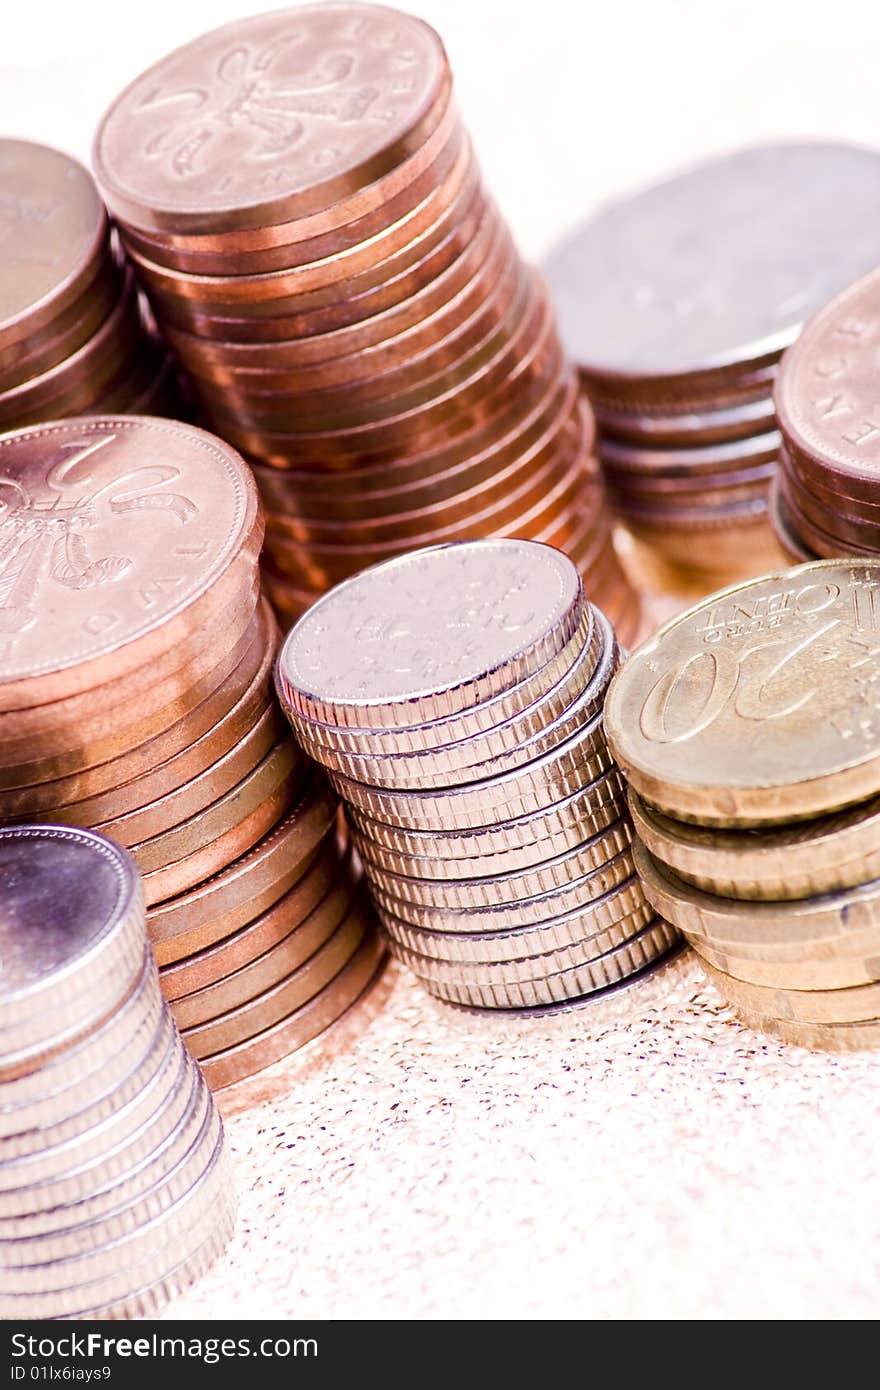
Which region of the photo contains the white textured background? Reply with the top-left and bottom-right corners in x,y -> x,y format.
4,0 -> 880,1321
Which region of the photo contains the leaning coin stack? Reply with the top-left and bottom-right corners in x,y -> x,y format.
276,539 -> 679,1011
91,3 -> 638,646
605,559 -> 880,1049
0,416 -> 382,1088
0,825 -> 233,1319
0,140 -> 178,426
544,143 -> 880,587
772,267 -> 880,562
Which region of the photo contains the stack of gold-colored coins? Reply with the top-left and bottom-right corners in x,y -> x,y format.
91,3 -> 637,644
0,416 -> 381,1088
0,825 -> 233,1319
772,268 -> 880,562
276,539 -> 677,1010
0,140 -> 178,425
605,560 -> 880,1049
544,143 -> 880,587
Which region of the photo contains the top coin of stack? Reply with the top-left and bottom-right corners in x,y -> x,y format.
0,141 -> 177,425
772,267 -> 880,562
0,825 -> 234,1320
92,3 -> 638,645
544,143 -> 880,586
276,539 -> 678,1011
605,558 -> 880,1049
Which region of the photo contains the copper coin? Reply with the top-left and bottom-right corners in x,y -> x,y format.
147,772 -> 339,963
779,463 -> 880,552
768,476 -> 816,564
137,736 -> 304,902
159,833 -> 351,1001
0,595 -> 274,818
0,141 -> 108,349
781,444 -> 880,523
170,865 -> 357,1030
0,416 -> 261,709
119,104 -> 466,277
160,201 -> 505,371
595,393 -> 777,448
776,476 -> 871,558
545,143 -> 880,396
196,925 -> 386,1089
598,429 -> 780,479
0,259 -> 123,395
94,6 -> 451,235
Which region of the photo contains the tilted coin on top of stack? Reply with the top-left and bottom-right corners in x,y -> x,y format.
0,415 -> 383,1088
91,2 -> 638,646
276,539 -> 680,1011
544,142 -> 880,588
0,825 -> 233,1319
772,266 -> 880,563
605,558 -> 880,1048
0,140 -> 179,426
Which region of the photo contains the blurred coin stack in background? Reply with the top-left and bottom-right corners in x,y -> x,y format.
0,140 -> 180,427
544,143 -> 880,590
773,267 -> 880,561
92,3 -> 639,645
0,417 -> 382,1088
605,560 -> 880,1049
277,539 -> 679,1011
0,826 -> 233,1319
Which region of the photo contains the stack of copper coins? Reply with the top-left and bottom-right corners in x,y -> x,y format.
606,560 -> 880,1049
276,539 -> 678,1011
91,3 -> 637,645
0,826 -> 233,1319
772,268 -> 880,562
0,140 -> 178,426
544,143 -> 880,587
0,416 -> 381,1088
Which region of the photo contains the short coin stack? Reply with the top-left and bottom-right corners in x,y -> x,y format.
605,559 -> 880,1048
0,825 -> 233,1319
276,539 -> 678,1011
0,140 -> 177,426
92,3 -> 637,645
773,267 -> 880,562
544,143 -> 880,586
0,416 -> 381,1087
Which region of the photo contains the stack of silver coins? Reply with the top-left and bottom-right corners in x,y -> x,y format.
0,825 -> 234,1319
276,539 -> 678,1010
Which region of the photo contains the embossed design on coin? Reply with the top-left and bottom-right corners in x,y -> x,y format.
0,418 -> 256,685
605,559 -> 880,823
94,4 -> 446,225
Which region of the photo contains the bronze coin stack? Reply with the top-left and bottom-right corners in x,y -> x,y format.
276,539 -> 679,1011
91,3 -> 638,646
0,140 -> 178,426
772,267 -> 880,562
544,143 -> 880,587
0,416 -> 381,1089
605,560 -> 880,1049
0,826 -> 233,1319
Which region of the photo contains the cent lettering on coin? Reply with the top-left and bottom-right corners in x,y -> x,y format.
604,558 -> 880,824
93,3 -> 448,232
0,417 -> 260,703
544,143 -> 880,380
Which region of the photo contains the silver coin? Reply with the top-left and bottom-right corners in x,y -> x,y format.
382,888 -> 653,965
277,539 -> 585,730
297,612 -> 617,789
406,918 -> 680,1008
348,766 -> 628,871
545,142 -> 880,382
363,822 -> 634,914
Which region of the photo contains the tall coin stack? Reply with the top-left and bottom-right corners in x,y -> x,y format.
772,267 -> 880,562
544,143 -> 880,587
0,416 -> 381,1088
605,560 -> 880,1049
0,140 -> 178,426
91,3 -> 638,646
276,539 -> 679,1011
0,826 -> 233,1319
